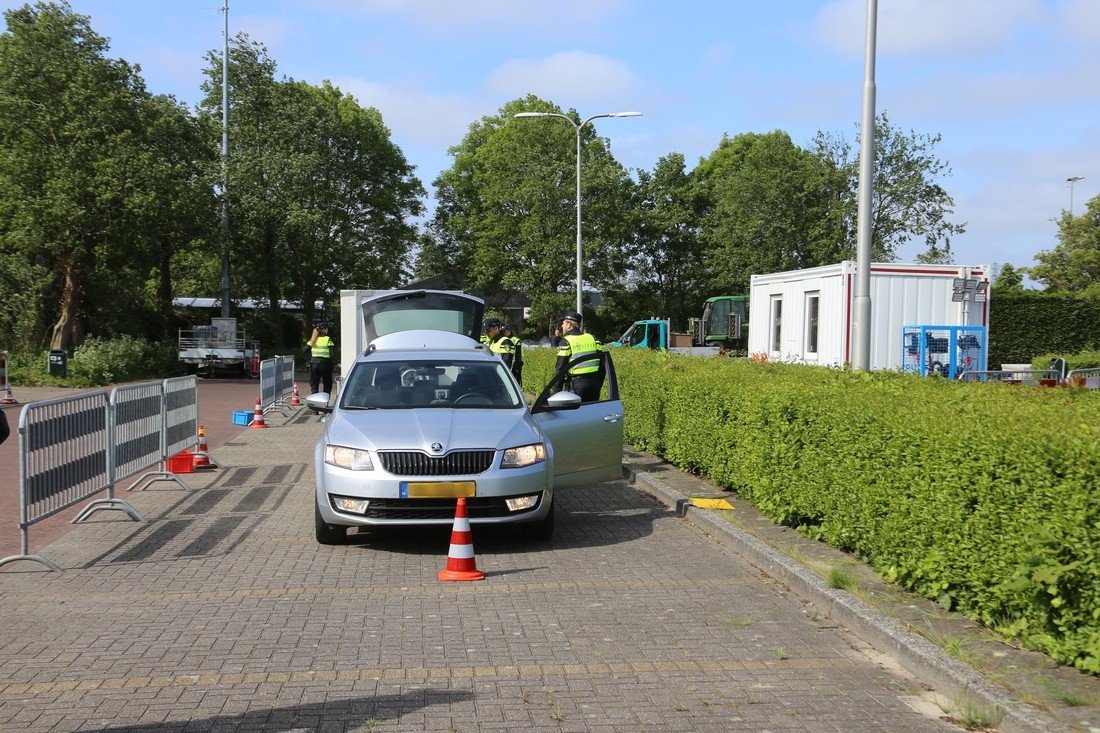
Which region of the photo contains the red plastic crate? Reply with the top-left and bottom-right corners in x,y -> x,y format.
167,451 -> 195,474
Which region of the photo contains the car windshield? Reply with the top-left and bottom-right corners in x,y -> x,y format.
340,359 -> 523,409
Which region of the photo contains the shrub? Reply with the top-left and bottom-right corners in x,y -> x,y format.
522,347 -> 1100,673
4,337 -> 177,387
1031,350 -> 1100,371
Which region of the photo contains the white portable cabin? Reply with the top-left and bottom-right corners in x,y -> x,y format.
747,261 -> 991,370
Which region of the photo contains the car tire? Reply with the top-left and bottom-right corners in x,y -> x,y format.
315,503 -> 347,545
529,498 -> 555,541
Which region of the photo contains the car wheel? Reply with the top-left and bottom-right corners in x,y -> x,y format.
315,502 -> 347,545
529,498 -> 555,541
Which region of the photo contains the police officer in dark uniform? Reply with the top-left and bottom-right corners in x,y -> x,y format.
307,322 -> 335,394
555,311 -> 603,402
503,322 -> 523,383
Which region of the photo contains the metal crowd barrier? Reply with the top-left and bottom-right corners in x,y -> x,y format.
258,356 -> 297,417
127,376 -> 197,492
958,369 -> 1061,386
1066,368 -> 1100,390
1,376 -> 200,571
1,392 -> 139,571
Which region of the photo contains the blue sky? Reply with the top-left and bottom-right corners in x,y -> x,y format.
4,0 -> 1098,275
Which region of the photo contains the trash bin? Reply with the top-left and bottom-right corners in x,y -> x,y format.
48,349 -> 68,378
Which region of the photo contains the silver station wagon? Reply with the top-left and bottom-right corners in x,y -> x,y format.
307,290 -> 624,544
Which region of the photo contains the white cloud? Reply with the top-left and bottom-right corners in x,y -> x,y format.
948,141 -> 1100,268
329,77 -> 487,148
300,0 -> 625,32
814,0 -> 1042,56
484,51 -> 642,109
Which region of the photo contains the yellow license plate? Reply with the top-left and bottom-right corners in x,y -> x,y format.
401,481 -> 476,499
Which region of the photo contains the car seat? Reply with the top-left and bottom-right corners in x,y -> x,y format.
451,371 -> 482,400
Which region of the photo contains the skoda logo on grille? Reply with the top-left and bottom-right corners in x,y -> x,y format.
431,443 -> 444,453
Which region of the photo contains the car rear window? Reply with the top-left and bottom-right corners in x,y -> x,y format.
340,360 -> 522,409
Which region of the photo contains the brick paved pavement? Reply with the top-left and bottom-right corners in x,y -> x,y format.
0,406 -> 1062,731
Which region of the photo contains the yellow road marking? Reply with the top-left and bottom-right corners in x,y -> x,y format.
691,498 -> 733,510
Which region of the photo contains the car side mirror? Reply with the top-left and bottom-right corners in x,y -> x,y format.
306,393 -> 332,413
545,391 -> 582,410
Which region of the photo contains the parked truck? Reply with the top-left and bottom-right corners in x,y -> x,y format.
609,296 -> 749,355
609,318 -> 720,355
177,317 -> 257,378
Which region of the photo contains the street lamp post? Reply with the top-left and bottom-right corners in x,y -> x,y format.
514,110 -> 642,316
1067,176 -> 1084,215
852,0 -> 878,372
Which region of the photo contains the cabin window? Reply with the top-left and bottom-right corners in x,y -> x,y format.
770,296 -> 783,352
804,292 -> 820,355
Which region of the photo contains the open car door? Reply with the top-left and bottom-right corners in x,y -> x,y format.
531,351 -> 624,489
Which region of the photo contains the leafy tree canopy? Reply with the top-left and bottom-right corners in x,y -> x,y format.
1030,194 -> 1100,297
432,95 -> 634,327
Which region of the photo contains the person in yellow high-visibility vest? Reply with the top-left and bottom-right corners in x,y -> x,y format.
307,322 -> 335,394
555,311 -> 603,402
482,317 -> 514,371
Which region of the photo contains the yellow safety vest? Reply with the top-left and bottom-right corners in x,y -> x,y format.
488,335 -> 514,358
309,336 -> 333,359
559,332 -> 599,375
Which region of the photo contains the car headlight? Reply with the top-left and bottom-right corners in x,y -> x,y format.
500,443 -> 546,468
324,445 -> 374,470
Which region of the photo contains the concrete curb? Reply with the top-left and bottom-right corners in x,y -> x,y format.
624,463 -> 1061,733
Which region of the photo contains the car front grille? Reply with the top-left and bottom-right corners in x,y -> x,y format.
364,494 -> 544,521
377,450 -> 495,476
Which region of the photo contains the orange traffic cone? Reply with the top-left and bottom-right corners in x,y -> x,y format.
193,425 -> 214,469
290,382 -> 302,406
438,497 -> 484,582
0,386 -> 15,405
249,397 -> 268,429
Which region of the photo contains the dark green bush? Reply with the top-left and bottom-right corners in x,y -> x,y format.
990,291 -> 1100,366
6,337 -> 177,387
1031,350 -> 1100,371
523,347 -> 1100,673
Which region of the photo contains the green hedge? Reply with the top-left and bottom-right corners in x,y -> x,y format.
990,291 -> 1100,366
1031,350 -> 1100,371
523,347 -> 1100,673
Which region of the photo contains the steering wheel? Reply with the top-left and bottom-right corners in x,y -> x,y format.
453,392 -> 492,406
400,369 -> 418,388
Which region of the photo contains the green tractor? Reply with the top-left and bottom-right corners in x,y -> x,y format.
695,296 -> 749,353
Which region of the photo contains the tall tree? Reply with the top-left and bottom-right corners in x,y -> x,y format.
812,111 -> 964,264
624,153 -> 708,330
693,130 -> 846,295
200,38 -> 423,345
1030,195 -> 1100,296
0,1 -> 159,349
432,95 -> 635,323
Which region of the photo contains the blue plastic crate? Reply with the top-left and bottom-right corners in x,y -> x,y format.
232,410 -> 253,426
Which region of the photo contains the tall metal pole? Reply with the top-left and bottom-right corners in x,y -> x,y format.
513,110 -> 641,319
852,0 -> 877,371
219,0 -> 231,319
574,124 -> 583,315
1067,176 -> 1084,215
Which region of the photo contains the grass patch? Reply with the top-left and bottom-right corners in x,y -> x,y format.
826,566 -> 860,591
937,695 -> 1004,730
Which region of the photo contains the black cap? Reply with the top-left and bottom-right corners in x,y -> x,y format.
484,317 -> 503,330
561,311 -> 582,324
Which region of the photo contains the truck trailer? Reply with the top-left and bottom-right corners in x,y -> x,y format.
177,317 -> 256,378
747,261 -> 991,371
